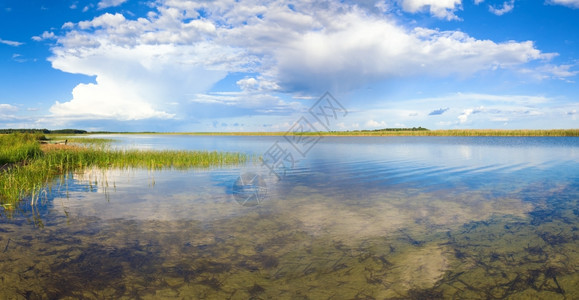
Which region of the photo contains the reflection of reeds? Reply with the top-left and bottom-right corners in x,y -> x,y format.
0,133 -> 250,205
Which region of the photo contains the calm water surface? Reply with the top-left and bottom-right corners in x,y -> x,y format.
1,136 -> 578,299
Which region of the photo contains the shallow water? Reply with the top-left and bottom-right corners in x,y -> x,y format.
1,136 -> 578,299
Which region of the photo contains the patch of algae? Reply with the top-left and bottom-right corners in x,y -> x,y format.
0,204 -> 453,299
1,178 -> 577,299
279,184 -> 534,246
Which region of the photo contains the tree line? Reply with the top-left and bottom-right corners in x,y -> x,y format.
356,127 -> 429,132
0,128 -> 88,134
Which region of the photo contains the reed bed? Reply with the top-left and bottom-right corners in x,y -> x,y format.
0,133 -> 43,166
0,133 -> 249,205
146,129 -> 579,136
48,136 -> 116,146
294,129 -> 579,137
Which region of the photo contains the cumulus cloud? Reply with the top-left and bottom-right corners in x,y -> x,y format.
547,0 -> 579,8
49,43 -> 229,120
236,77 -> 280,92
489,0 -> 515,15
32,31 -> 56,41
458,106 -> 484,123
49,10 -> 242,121
189,76 -> 299,115
366,119 -> 388,128
274,18 -> 550,93
47,0 -> 560,125
398,0 -> 463,20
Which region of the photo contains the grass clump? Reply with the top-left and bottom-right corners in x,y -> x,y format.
47,135 -> 116,146
0,133 -> 44,166
0,133 -> 249,205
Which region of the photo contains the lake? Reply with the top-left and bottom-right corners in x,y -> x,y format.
1,135 -> 578,299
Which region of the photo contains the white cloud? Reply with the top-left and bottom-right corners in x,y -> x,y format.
547,0 -> 579,8
97,0 -> 128,10
0,104 -> 19,123
398,0 -> 463,20
458,106 -> 484,123
0,38 -> 23,47
47,0 -> 561,125
50,43 -> 229,120
32,31 -> 56,41
354,92 -> 578,129
273,15 -> 551,93
190,91 -> 301,115
0,104 -> 18,112
365,119 -> 388,128
489,0 -> 515,15
538,64 -> 579,80
236,77 -> 280,92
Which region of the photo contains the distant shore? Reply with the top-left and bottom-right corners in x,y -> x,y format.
126,129 -> 579,137
3,128 -> 578,137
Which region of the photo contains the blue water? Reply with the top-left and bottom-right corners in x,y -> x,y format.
1,135 -> 578,299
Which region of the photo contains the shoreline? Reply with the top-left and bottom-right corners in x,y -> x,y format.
84,129 -> 579,137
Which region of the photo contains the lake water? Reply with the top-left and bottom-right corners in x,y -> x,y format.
1,135 -> 578,299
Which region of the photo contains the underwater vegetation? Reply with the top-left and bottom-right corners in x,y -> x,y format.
1,133 -> 577,299
1,178 -> 576,299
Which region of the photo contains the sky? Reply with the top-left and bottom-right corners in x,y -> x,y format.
0,0 -> 578,132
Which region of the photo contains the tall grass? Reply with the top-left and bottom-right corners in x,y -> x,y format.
47,135 -> 116,146
0,133 -> 249,206
0,133 -> 44,166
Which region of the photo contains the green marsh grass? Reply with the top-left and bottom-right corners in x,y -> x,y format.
48,135 -> 116,146
0,133 -> 43,166
0,133 -> 250,206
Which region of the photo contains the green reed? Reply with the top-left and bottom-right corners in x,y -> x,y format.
0,133 -> 44,166
0,134 -> 249,205
48,135 -> 116,146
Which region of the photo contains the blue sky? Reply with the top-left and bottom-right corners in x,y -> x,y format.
0,0 -> 577,132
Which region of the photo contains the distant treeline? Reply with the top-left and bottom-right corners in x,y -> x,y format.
0,129 -> 88,134
357,127 -> 429,132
